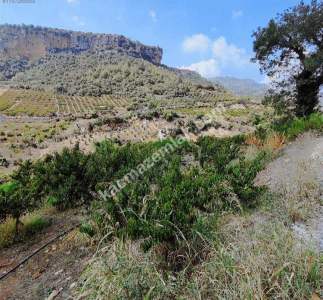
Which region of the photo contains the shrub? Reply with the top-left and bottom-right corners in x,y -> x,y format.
187,120 -> 199,134
196,135 -> 244,170
34,145 -> 91,210
91,136 -> 264,252
0,161 -> 40,235
226,151 -> 269,206
163,111 -> 179,122
272,112 -> 323,139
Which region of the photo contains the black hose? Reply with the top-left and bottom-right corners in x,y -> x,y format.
0,223 -> 80,281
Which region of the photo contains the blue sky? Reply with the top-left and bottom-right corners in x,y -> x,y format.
0,0 -> 308,82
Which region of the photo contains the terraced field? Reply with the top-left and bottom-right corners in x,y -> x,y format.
0,90 -> 56,116
56,94 -> 131,115
0,89 -> 132,117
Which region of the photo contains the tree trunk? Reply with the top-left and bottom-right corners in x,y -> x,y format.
14,216 -> 23,238
295,74 -> 320,117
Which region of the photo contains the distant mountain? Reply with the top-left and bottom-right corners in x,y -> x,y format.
210,76 -> 268,100
0,24 -> 234,104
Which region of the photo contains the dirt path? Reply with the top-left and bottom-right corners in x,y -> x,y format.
256,132 -> 323,251
0,88 -> 8,97
0,210 -> 94,300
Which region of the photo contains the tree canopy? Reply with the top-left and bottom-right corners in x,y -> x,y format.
252,0 -> 323,116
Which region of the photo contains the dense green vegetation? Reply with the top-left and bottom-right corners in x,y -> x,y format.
0,108 -> 321,297
272,112 -> 323,139
12,51 -> 231,103
1,112 -> 322,240
0,135 -> 268,246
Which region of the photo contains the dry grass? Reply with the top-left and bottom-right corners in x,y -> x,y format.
263,132 -> 286,150
246,132 -> 286,151
76,210 -> 322,300
75,161 -> 322,300
0,211 -> 51,249
183,214 -> 321,300
245,134 -> 263,148
76,239 -> 181,300
271,161 -> 321,223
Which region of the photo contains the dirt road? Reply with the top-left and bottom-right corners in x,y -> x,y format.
256,132 -> 323,251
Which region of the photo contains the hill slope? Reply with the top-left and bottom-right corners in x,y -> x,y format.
0,24 -> 162,78
0,24 -> 233,104
210,76 -> 267,100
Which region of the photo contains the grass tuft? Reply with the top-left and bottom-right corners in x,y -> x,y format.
0,212 -> 50,248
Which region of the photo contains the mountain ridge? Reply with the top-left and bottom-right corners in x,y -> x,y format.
0,24 -> 163,79
0,24 -> 233,103
210,76 -> 268,100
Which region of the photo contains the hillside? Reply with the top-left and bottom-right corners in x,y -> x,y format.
0,24 -> 162,78
210,76 -> 268,101
10,51 -> 230,102
0,24 -> 232,104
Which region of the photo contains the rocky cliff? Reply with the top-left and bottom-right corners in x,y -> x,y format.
0,24 -> 163,64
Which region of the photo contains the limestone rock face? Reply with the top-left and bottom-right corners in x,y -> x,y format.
0,24 -> 163,64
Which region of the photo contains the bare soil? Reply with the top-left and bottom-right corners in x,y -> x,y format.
0,210 -> 94,300
256,132 -> 323,252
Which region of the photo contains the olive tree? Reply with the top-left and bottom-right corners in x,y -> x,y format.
0,161 -> 39,235
252,0 -> 322,116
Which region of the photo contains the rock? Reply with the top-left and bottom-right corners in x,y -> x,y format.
46,288 -> 63,300
69,282 -> 77,289
54,269 -> 63,276
0,24 -> 163,79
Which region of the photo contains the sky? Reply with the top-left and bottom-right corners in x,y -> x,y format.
0,0 -> 309,82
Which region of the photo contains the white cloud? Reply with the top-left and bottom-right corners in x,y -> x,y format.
182,34 -> 210,54
181,59 -> 220,78
212,36 -> 248,66
181,34 -> 256,78
232,10 -> 243,19
67,0 -> 79,4
71,15 -> 85,26
149,10 -> 157,22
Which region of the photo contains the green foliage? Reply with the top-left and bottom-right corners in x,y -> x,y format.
24,216 -> 50,236
0,161 -> 41,233
0,181 -> 17,194
252,1 -> 323,116
92,136 -> 264,250
0,134 -> 269,247
226,151 -> 269,206
79,222 -> 96,237
34,145 -> 91,210
11,51 -> 230,105
196,135 -> 245,170
272,112 -> 323,139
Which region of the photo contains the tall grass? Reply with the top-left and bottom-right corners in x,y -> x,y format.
272,112 -> 323,140
77,201 -> 322,299
0,212 -> 50,248
246,112 -> 323,151
76,175 -> 322,300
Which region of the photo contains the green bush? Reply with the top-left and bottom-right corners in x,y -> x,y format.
272,112 -> 323,139
91,136 -> 264,251
34,145 -> 91,210
1,135 -> 267,249
196,135 -> 244,170
0,161 -> 40,234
